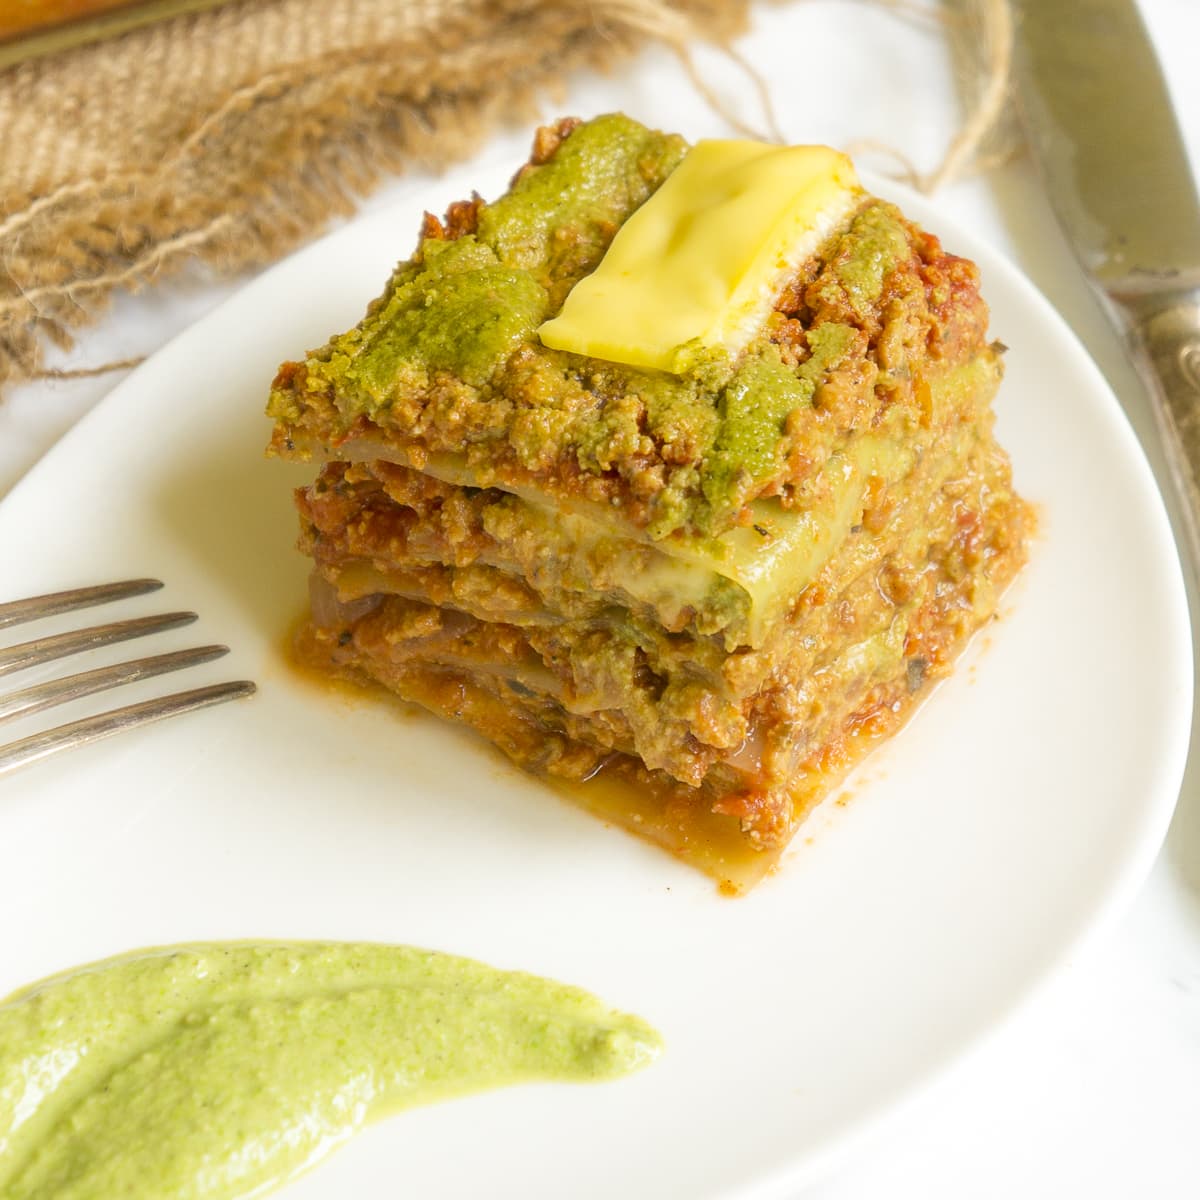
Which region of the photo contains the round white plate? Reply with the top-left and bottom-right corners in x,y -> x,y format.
0,163 -> 1191,1198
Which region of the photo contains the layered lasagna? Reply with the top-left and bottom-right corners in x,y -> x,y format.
267,115 -> 1030,890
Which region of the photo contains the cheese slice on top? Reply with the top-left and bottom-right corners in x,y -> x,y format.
537,139 -> 863,373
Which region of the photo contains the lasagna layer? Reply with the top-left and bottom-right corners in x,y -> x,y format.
294,418 -> 1024,826
291,348 -> 1000,649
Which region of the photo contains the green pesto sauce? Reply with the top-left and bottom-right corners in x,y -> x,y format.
702,324 -> 858,517
272,115 -> 914,537
351,238 -> 549,393
475,115 -> 688,282
301,114 -> 687,401
822,203 -> 912,318
0,942 -> 660,1200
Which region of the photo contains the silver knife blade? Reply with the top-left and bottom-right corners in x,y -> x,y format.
1012,0 -> 1200,582
1012,0 -> 1200,296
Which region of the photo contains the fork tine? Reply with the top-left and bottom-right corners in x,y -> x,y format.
0,645 -> 231,725
0,680 -> 257,778
0,579 -> 163,630
0,612 -> 197,678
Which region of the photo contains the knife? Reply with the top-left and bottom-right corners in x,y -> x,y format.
1011,0 -> 1200,573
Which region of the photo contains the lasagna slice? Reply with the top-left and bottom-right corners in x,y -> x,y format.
268,114 -> 1030,891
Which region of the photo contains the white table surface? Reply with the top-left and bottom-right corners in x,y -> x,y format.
3,2 -> 1198,1195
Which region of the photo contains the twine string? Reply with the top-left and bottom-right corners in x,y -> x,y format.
921,0 -> 1013,192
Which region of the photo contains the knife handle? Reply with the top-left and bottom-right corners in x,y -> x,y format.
1115,289 -> 1200,578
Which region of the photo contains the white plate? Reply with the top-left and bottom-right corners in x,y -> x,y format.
0,164 -> 1191,1199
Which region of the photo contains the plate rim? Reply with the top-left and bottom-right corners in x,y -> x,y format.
0,160 -> 1192,1198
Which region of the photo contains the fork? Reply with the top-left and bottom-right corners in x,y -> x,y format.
0,579 -> 256,778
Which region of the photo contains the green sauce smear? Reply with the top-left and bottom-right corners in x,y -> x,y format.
0,942 -> 660,1200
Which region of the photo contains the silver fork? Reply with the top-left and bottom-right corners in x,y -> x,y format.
0,579 -> 256,778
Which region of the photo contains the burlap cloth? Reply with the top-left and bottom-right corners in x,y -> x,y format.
0,0 -> 1014,399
